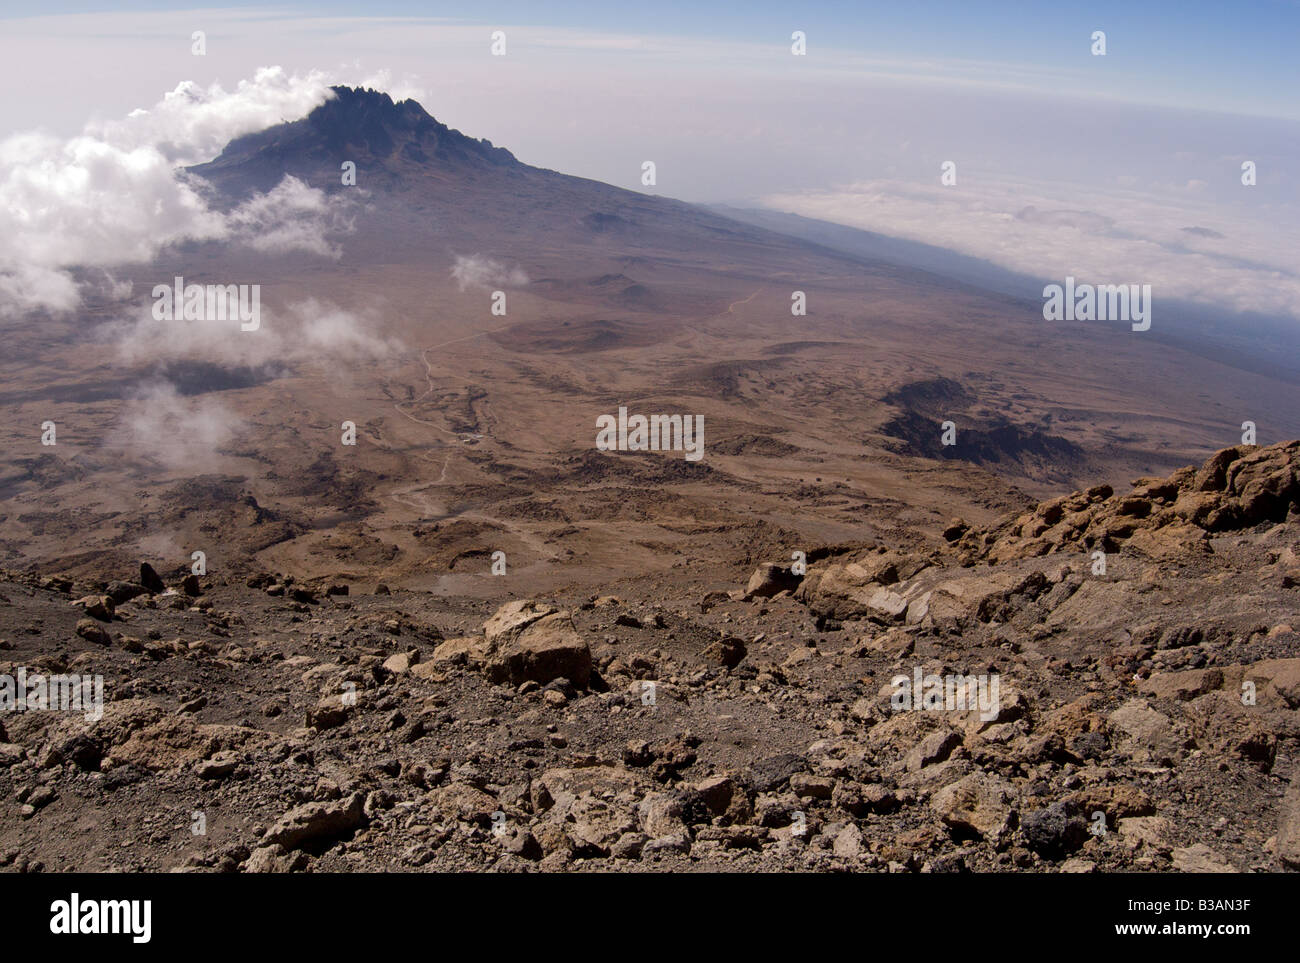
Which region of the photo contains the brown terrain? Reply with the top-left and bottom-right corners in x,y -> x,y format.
0,87 -> 1297,872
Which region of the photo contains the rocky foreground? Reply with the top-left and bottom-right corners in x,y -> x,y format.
1,442 -> 1299,872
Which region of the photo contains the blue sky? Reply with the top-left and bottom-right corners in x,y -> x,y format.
3,1 -> 1297,118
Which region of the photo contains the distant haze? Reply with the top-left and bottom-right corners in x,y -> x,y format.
0,5 -> 1295,326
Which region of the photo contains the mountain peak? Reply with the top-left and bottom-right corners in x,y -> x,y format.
189,85 -> 519,196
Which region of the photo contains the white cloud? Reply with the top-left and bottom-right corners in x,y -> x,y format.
118,381 -> 243,472
225,175 -> 353,258
91,66 -> 335,166
114,294 -> 401,368
762,175 -> 1300,321
291,298 -> 402,359
451,254 -> 528,291
0,68 -> 340,319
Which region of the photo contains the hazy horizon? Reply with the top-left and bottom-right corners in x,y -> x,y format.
1,2 -> 1296,330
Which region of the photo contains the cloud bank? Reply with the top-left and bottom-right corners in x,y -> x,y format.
763,174 -> 1300,322
0,67 -> 342,319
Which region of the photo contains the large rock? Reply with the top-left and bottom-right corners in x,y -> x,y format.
1181,691 -> 1278,770
107,716 -> 269,771
483,600 -> 557,644
1118,816 -> 1171,851
1242,658 -> 1300,709
1172,843 -> 1237,873
482,603 -> 591,688
427,783 -> 498,826
73,595 -> 114,622
242,844 -> 309,873
262,793 -> 365,850
1138,667 -> 1224,702
1020,802 -> 1087,858
139,562 -> 166,594
744,563 -> 801,599
904,730 -> 961,772
430,636 -> 492,667
1107,700 -> 1189,764
795,552 -> 927,621
75,618 -> 111,645
531,765 -> 651,814
931,773 -> 1016,839
105,581 -> 147,605
306,696 -> 352,730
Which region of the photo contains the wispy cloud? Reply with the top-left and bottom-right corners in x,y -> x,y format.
451,254 -> 528,291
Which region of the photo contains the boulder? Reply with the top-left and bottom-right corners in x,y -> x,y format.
931,773 -> 1016,839
73,595 -> 114,622
904,730 -> 961,771
1138,667 -> 1224,701
75,619 -> 111,645
702,636 -> 746,669
483,600 -> 557,644
139,563 -> 166,594
483,606 -> 591,688
262,793 -> 365,850
1172,843 -> 1237,873
1107,699 -> 1189,764
430,636 -> 492,667
104,581 -> 147,605
427,783 -> 498,826
744,562 -> 801,599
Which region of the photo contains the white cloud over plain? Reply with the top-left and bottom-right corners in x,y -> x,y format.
119,381 -> 242,473
451,254 -> 528,291
763,174 -> 1300,321
0,67 -> 342,319
116,295 -> 401,369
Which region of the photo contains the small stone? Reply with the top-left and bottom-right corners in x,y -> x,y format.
789,773 -> 834,800
196,752 -> 239,780
694,775 -> 735,814
904,730 -> 961,772
832,823 -> 863,858
75,619 -> 111,645
307,697 -> 352,730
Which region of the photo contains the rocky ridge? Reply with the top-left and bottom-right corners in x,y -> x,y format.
0,443 -> 1296,872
